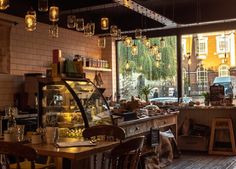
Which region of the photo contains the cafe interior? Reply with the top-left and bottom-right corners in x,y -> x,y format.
1,0 -> 236,168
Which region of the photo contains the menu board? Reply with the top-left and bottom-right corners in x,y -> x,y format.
149,128 -> 160,147
210,83 -> 224,102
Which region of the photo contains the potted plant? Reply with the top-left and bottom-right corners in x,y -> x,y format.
140,85 -> 152,102
202,92 -> 210,106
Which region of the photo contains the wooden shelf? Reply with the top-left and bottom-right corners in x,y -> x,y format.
83,67 -> 112,72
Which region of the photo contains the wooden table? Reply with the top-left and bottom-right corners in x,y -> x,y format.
30,140 -> 119,169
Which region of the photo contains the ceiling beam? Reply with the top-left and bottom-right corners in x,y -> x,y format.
60,3 -> 120,15
113,0 -> 177,26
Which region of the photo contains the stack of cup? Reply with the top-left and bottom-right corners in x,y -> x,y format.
45,127 -> 57,144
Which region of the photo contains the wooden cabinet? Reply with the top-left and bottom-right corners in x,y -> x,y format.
117,112 -> 178,139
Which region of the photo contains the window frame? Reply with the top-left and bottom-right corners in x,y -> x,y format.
216,35 -> 230,54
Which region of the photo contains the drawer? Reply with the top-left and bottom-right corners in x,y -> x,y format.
124,122 -> 147,137
153,116 -> 176,128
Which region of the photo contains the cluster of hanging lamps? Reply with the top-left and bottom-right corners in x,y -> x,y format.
0,0 -> 9,10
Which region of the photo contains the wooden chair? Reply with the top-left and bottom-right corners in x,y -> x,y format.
109,136 -> 145,169
82,125 -> 126,169
0,141 -> 54,169
0,141 -> 37,169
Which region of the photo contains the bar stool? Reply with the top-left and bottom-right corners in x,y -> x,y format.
208,117 -> 236,155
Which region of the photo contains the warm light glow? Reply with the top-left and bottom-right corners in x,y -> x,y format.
188,58 -> 191,65
125,61 -> 130,70
84,22 -> 95,36
25,10 -> 37,31
156,61 -> 160,67
155,52 -> 161,61
49,6 -> 59,22
0,0 -> 9,10
124,37 -> 133,47
150,44 -> 158,55
160,37 -> 165,48
143,38 -> 151,48
101,17 -> 109,30
131,44 -> 138,56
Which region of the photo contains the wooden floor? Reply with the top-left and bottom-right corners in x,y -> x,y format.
164,152 -> 236,169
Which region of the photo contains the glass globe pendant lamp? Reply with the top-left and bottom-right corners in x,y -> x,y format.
0,0 -> 9,10
131,44 -> 138,56
76,18 -> 84,31
38,0 -> 48,12
25,9 -> 37,31
49,6 -> 59,22
101,17 -> 109,30
67,15 -> 76,28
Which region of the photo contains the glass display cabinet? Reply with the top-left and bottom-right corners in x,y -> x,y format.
37,77 -> 113,138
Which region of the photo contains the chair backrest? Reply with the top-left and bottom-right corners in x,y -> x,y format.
82,125 -> 126,141
110,136 -> 145,169
0,141 -> 37,169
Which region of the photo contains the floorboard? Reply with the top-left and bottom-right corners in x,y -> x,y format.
164,152 -> 236,169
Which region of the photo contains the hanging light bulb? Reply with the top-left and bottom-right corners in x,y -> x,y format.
135,29 -> 142,39
143,38 -> 151,48
124,37 -> 133,47
125,61 -> 130,70
76,18 -> 84,31
84,22 -> 95,37
67,15 -> 76,28
38,0 -> 48,12
110,25 -> 118,37
49,23 -> 59,38
156,61 -> 160,68
160,37 -> 165,48
0,0 -> 9,10
155,52 -> 161,61
49,6 -> 59,22
139,65 -> 143,71
131,44 -> 138,56
150,44 -> 158,55
98,37 -> 106,48
25,9 -> 37,31
101,17 -> 109,30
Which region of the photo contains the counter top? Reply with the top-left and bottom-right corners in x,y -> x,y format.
178,105 -> 236,109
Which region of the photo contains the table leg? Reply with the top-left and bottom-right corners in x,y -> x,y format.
54,157 -> 63,169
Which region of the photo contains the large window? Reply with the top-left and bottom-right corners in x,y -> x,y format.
197,66 -> 208,92
216,36 -> 230,54
196,37 -> 208,55
218,64 -> 229,77
117,36 -> 177,102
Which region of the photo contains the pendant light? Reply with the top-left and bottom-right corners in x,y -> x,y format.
84,22 -> 95,37
49,23 -> 59,38
98,37 -> 106,48
110,25 -> 118,37
160,37 -> 165,48
101,17 -> 109,30
131,42 -> 138,56
49,6 -> 59,22
0,0 -> 9,10
143,37 -> 151,48
155,52 -> 161,61
156,61 -> 160,67
38,0 -> 48,12
76,18 -> 84,31
135,29 -> 142,39
25,8 -> 37,31
125,61 -> 130,70
124,37 -> 133,47
67,15 -> 76,28
150,44 -> 158,55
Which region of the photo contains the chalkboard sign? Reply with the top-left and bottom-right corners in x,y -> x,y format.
210,83 -> 224,104
150,128 -> 160,147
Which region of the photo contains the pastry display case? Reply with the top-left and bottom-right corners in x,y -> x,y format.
37,77 -> 113,137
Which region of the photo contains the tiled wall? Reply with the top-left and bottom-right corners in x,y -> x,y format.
0,13 -> 114,110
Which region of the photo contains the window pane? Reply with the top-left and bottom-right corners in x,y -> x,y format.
117,36 -> 178,103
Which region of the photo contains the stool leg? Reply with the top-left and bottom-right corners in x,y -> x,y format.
208,119 -> 216,154
228,119 -> 236,154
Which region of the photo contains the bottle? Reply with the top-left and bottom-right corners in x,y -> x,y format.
7,108 -> 16,130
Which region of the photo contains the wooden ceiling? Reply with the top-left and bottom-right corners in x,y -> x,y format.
2,0 -> 236,37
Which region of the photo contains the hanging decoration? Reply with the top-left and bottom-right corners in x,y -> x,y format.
38,0 -> 48,12
76,18 -> 84,31
155,52 -> 161,61
156,61 -> 160,68
110,25 -> 118,36
160,37 -> 165,48
49,6 -> 59,22
135,29 -> 142,39
143,37 -> 151,48
101,17 -> 109,30
25,8 -> 37,31
49,23 -> 59,38
125,61 -> 130,70
0,0 -> 9,10
98,37 -> 106,48
124,37 -> 133,47
131,43 -> 138,56
84,22 -> 95,36
67,15 -> 76,28
150,44 -> 158,55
